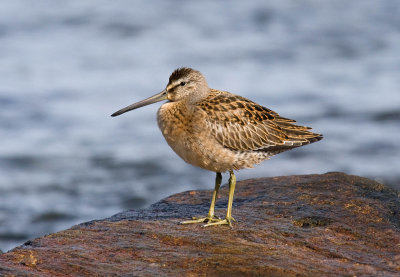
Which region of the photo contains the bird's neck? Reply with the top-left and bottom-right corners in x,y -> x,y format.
185,87 -> 211,105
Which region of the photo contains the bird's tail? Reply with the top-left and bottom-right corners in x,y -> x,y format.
274,116 -> 323,146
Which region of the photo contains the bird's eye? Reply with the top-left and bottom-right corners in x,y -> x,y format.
180,81 -> 186,86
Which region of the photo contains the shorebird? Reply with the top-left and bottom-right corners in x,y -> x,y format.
111,67 -> 322,227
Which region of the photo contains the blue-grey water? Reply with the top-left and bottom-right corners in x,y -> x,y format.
1,1 -> 399,252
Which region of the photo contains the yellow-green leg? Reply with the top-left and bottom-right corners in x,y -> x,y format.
203,170 -> 237,228
181,172 -> 222,224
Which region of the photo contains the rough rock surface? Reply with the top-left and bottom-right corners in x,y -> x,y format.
0,172 -> 399,276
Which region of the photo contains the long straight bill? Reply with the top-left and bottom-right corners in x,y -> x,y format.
111,90 -> 167,117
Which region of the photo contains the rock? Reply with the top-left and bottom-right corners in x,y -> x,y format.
0,172 -> 399,276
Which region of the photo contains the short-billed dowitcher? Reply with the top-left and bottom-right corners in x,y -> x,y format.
111,67 -> 322,227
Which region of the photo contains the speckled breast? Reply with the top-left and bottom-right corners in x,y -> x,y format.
156,102 -> 236,172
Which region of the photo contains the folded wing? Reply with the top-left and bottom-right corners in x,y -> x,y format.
197,90 -> 322,155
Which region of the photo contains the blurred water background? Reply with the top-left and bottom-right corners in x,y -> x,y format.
1,0 -> 399,252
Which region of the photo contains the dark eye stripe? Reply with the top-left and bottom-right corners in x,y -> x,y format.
169,81 -> 187,92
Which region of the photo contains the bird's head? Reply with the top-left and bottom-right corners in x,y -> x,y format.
165,67 -> 208,102
111,67 -> 208,117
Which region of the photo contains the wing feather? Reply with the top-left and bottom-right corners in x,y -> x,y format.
197,90 -> 322,153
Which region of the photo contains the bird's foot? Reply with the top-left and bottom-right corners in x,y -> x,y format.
180,215 -> 220,225
202,216 -> 236,228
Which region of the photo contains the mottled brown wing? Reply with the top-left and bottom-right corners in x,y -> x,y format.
197,90 -> 322,153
